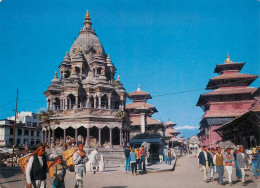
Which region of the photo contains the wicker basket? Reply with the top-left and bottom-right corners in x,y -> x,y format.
62,148 -> 77,171
18,153 -> 32,173
47,161 -> 56,178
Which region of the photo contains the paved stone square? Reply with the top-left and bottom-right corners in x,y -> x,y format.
1,157 -> 259,188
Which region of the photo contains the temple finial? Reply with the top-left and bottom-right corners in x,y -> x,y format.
66,51 -> 69,56
225,51 -> 232,63
227,51 -> 230,59
96,48 -> 100,54
85,10 -> 91,20
137,84 -> 141,91
117,75 -> 120,81
54,71 -> 57,77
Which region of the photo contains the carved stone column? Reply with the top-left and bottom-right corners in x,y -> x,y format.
65,98 -> 68,110
98,96 -> 101,109
109,128 -> 112,147
108,97 -> 111,109
63,129 -> 66,144
47,101 -> 50,110
98,128 -> 101,147
48,129 -> 51,146
120,128 -> 122,146
94,97 -> 97,108
44,130 -> 47,143
87,96 -> 90,108
75,96 -> 78,109
87,128 -> 90,148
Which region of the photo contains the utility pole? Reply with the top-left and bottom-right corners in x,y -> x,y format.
12,88 -> 18,167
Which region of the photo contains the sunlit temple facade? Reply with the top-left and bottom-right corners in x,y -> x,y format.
41,11 -> 129,148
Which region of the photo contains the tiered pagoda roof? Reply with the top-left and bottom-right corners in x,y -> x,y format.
164,120 -> 179,138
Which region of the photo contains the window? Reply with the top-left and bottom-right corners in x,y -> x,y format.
25,130 -> 29,136
37,131 -> 40,137
31,130 -> 34,136
27,121 -> 31,126
33,122 -> 37,127
10,128 -> 13,135
18,129 -> 22,136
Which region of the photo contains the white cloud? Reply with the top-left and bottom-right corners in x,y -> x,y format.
175,125 -> 199,130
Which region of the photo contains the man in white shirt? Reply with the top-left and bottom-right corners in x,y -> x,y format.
26,143 -> 48,188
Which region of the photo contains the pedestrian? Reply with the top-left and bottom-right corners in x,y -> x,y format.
251,147 -> 260,179
163,147 -> 168,163
52,155 -> 66,188
140,146 -> 147,171
89,148 -> 98,174
135,147 -> 141,170
124,146 -> 131,172
130,148 -> 137,175
210,148 -> 216,182
26,143 -> 48,188
167,148 -> 172,165
224,148 -> 234,186
213,147 -> 225,186
73,142 -> 88,188
237,145 -> 250,186
233,147 -> 242,180
198,146 -> 212,183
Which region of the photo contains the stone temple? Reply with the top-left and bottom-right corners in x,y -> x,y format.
41,11 -> 129,150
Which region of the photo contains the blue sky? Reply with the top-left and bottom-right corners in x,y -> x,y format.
0,0 -> 259,139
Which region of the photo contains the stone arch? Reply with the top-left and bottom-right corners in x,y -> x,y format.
112,127 -> 120,145
65,126 -> 75,140
112,91 -> 120,109
90,126 -> 99,146
54,98 -> 60,110
81,95 -> 87,108
78,126 -> 87,145
101,126 -> 110,145
67,94 -> 76,109
97,67 -> 102,75
74,66 -> 80,74
54,127 -> 63,144
65,70 -> 70,78
101,95 -> 108,109
90,96 -> 94,108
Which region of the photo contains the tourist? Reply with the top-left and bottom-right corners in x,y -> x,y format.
89,148 -> 98,174
73,142 -> 88,188
224,148 -> 234,186
233,147 -> 242,180
163,147 -> 168,163
124,146 -> 131,172
130,148 -> 137,175
251,147 -> 260,179
210,148 -> 216,182
140,146 -> 147,171
167,148 -> 172,165
237,145 -> 250,186
135,147 -> 141,170
26,143 -> 48,188
52,155 -> 66,188
213,147 -> 225,186
198,146 -> 212,183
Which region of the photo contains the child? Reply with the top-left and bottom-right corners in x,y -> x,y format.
52,155 -> 66,188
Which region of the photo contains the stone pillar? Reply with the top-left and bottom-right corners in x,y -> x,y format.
87,128 -> 90,148
99,128 -> 101,147
63,129 -> 66,144
87,96 -> 90,108
42,131 -> 44,143
50,100 -> 53,110
47,101 -> 50,110
95,69 -> 97,77
75,96 -> 79,109
108,97 -> 111,109
65,98 -> 68,110
52,129 -> 55,144
110,128 -> 112,147
98,96 -> 101,109
48,129 -> 51,146
120,128 -> 122,146
141,113 -> 146,133
75,128 -> 78,146
94,97 -> 97,108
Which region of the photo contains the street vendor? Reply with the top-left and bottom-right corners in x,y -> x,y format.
73,141 -> 88,188
26,143 -> 48,188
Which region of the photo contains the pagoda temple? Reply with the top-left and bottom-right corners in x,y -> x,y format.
197,52 -> 259,148
126,85 -> 163,138
163,121 -> 180,147
42,11 -> 128,149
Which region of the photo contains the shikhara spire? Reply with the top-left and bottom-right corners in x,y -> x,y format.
85,10 -> 91,20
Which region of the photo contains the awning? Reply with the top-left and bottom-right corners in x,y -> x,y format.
130,138 -> 162,144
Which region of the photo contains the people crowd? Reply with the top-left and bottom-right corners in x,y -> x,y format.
198,145 -> 260,186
